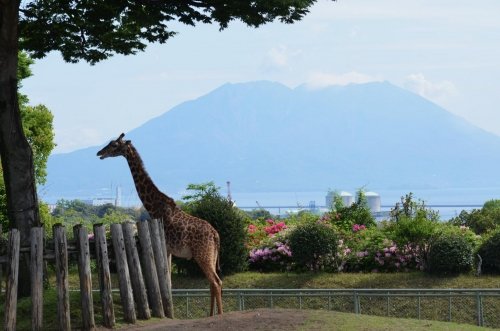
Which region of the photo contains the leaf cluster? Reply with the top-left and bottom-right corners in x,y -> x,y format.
20,0 -> 333,64
449,199 -> 500,234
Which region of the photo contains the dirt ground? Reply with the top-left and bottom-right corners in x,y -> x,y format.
109,309 -> 308,331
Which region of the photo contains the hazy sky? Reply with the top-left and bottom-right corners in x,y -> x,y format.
22,0 -> 500,153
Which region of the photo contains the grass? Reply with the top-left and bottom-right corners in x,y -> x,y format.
300,310 -> 498,331
171,271 -> 500,290
2,271 -> 499,330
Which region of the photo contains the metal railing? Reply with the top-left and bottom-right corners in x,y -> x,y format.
171,288 -> 500,328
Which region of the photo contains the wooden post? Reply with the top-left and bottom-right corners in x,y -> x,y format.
73,225 -> 95,330
0,224 -> 3,293
137,221 -> 164,318
110,224 -> 136,324
122,222 -> 150,320
93,224 -> 115,328
158,219 -> 174,318
150,219 -> 174,318
30,226 -> 44,331
53,224 -> 71,331
4,229 -> 20,331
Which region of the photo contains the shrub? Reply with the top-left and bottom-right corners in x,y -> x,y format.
248,241 -> 293,272
477,229 -> 500,274
386,193 -> 440,271
326,190 -> 376,232
288,222 -> 338,271
343,227 -> 422,272
178,182 -> 248,276
427,232 -> 474,275
449,200 -> 500,234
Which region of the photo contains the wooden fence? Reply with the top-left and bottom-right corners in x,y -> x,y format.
0,219 -> 174,330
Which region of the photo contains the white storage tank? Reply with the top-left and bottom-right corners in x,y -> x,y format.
365,191 -> 381,212
325,191 -> 354,208
340,191 -> 354,207
325,191 -> 335,208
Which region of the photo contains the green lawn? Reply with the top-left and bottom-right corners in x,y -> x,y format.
300,310 -> 499,331
2,271 -> 499,330
171,271 -> 500,290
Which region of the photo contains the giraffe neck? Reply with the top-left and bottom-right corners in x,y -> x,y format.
124,144 -> 177,219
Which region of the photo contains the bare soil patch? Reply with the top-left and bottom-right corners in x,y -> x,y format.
108,309 -> 308,331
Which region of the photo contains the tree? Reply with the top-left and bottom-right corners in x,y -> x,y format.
0,51 -> 55,231
1,0 -> 334,245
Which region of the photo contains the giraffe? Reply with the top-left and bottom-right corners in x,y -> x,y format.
97,133 -> 223,316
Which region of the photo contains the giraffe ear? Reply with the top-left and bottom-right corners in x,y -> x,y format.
125,140 -> 131,145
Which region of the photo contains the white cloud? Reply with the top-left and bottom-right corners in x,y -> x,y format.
404,73 -> 458,104
305,71 -> 381,89
261,45 -> 301,72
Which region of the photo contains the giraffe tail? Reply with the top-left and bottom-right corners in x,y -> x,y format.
215,232 -> 223,280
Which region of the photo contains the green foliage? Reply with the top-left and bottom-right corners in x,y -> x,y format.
179,182 -> 248,276
327,190 -> 376,232
20,104 -> 56,184
51,199 -> 140,235
20,1 -> 326,64
477,229 -> 500,274
427,232 -> 474,275
245,208 -> 274,221
386,193 -> 440,270
449,200 -> 500,234
288,222 -> 338,271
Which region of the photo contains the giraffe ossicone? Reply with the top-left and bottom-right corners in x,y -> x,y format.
97,133 -> 223,316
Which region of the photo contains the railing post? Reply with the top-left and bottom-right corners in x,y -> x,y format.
93,224 -> 115,328
53,224 -> 71,331
73,225 -> 95,330
354,291 -> 360,315
448,291 -> 452,322
476,292 -> 483,327
386,291 -> 390,317
4,229 -> 20,331
417,291 -> 421,320
30,226 -> 44,331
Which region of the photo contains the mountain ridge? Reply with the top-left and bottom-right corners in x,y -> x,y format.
43,80 -> 500,202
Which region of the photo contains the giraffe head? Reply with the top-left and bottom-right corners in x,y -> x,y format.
97,133 -> 130,159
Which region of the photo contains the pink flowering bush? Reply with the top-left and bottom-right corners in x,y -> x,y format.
246,219 -> 288,249
352,224 -> 366,232
264,219 -> 287,236
249,241 -> 293,272
341,227 -> 423,272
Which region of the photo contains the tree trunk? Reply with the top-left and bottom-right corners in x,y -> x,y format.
0,1 -> 40,297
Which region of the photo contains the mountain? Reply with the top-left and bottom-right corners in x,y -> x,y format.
43,81 -> 500,203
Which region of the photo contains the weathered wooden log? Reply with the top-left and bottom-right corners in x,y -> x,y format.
158,219 -> 174,318
53,224 -> 71,331
150,219 -> 174,318
93,224 -> 115,328
73,225 -> 95,330
122,221 -> 150,320
30,226 -> 44,331
0,224 -> 3,293
137,221 -> 164,318
110,224 -> 136,324
4,229 -> 20,331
